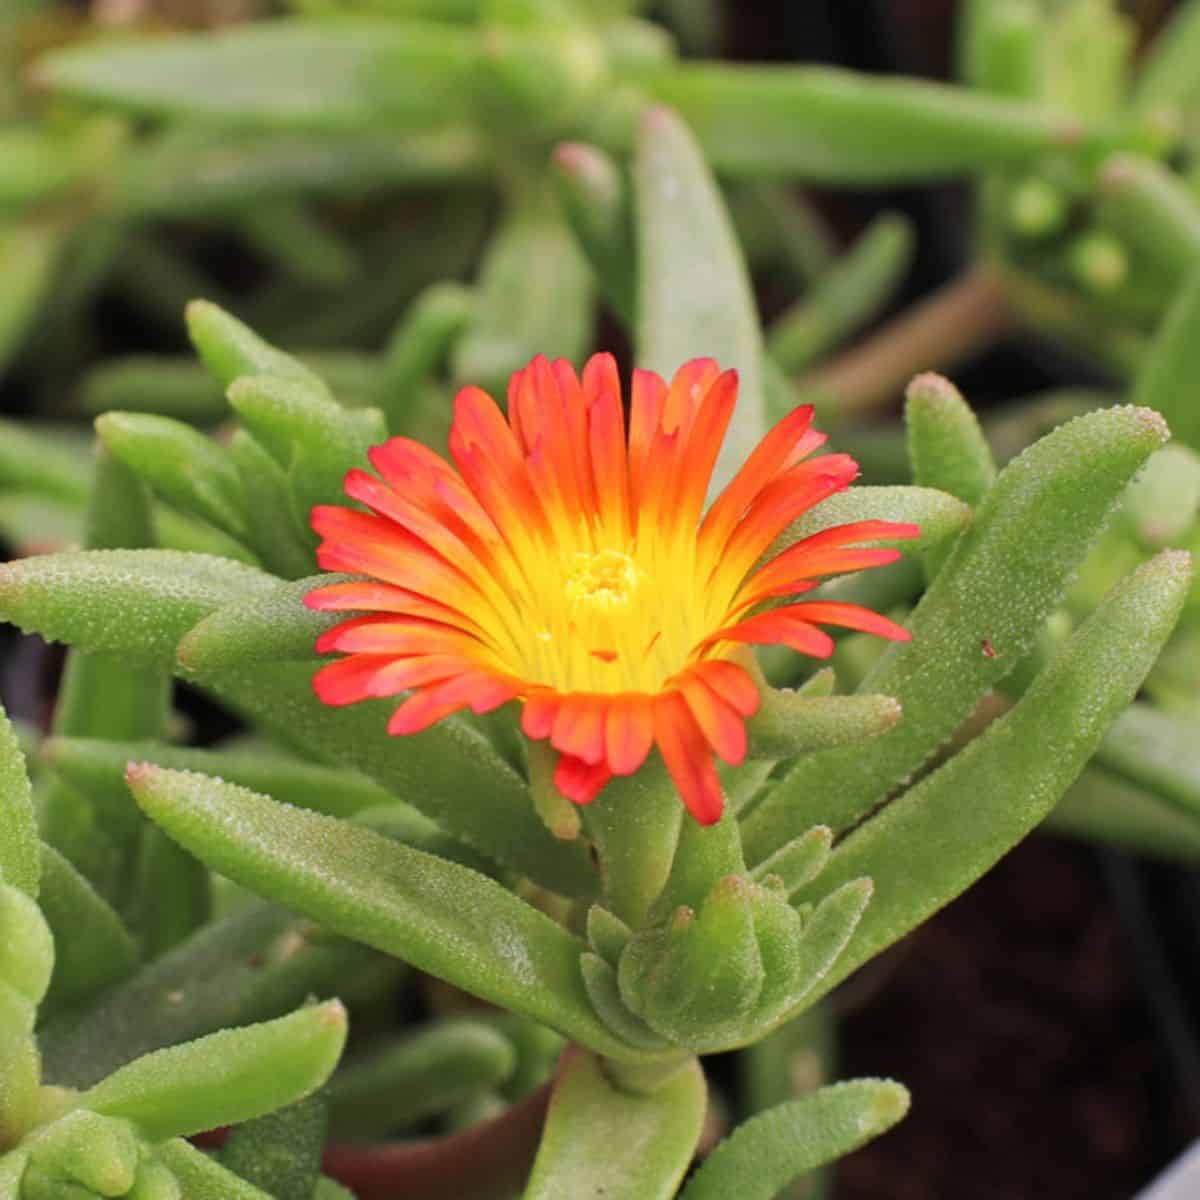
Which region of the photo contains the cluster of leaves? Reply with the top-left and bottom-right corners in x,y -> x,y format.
2,0 -> 1200,1197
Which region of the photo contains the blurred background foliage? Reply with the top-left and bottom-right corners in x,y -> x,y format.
4,1 -> 1200,1196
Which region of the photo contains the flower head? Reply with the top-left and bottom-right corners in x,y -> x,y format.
306,354 -> 916,825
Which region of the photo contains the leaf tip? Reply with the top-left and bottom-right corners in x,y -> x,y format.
1130,405 -> 1170,446
904,371 -> 963,411
866,1078 -> 911,1127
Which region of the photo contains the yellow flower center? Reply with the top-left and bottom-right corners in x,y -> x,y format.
565,548 -> 641,612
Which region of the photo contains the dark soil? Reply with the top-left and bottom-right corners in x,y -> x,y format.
837,837 -> 1190,1199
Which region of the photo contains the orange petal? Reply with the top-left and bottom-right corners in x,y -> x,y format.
387,672 -> 515,735
521,691 -> 561,740
695,659 -> 761,718
312,654 -> 393,705
365,654 -> 473,697
700,405 -> 824,557
603,695 -> 655,776
718,456 -> 860,580
583,353 -> 630,540
554,754 -> 613,806
710,610 -> 836,659
551,694 -> 606,765
676,671 -> 748,766
653,691 -> 724,825
743,547 -> 902,604
316,615 -> 479,658
785,602 -> 912,641
628,368 -> 667,507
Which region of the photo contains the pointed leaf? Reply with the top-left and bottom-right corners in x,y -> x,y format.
643,63 -> 1134,181
326,1020 -> 516,1137
679,1079 -> 909,1200
35,22 -> 476,129
96,412 -> 249,542
44,737 -> 397,822
218,1095 -> 326,1200
38,902 -> 384,1089
522,1047 -> 706,1200
81,1000 -> 347,1140
127,766 -> 654,1063
1133,257 -> 1200,451
38,844 -> 140,1016
635,106 -> 764,494
177,657 -> 593,898
744,406 -> 1170,862
767,212 -> 914,375
0,550 -> 276,661
904,372 -> 997,507
0,704 -> 38,897
791,550 -> 1191,1005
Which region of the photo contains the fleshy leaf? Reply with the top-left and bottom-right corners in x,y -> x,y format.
176,656 -> 593,898
0,550 -> 276,662
1045,768 -> 1200,863
636,105 -> 765,494
218,1096 -> 326,1200
38,844 -> 140,1016
326,1020 -> 516,1137
522,1047 -> 706,1200
642,62 -> 1136,180
80,1000 -> 347,1141
127,766 -> 657,1063
38,901 -> 386,1089
768,212 -> 914,376
44,737 -> 398,822
744,406 -> 1170,861
0,704 -> 38,897
679,1079 -> 910,1200
790,550 -> 1192,1005
35,22 -> 477,129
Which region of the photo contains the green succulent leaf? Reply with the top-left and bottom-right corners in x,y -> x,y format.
155,1138 -> 278,1200
904,372 -> 997,507
38,844 -> 140,1017
451,187 -> 593,399
44,737 -> 397,823
791,549 -> 1192,1005
326,1020 -> 516,1137
679,1079 -> 910,1200
218,1095 -> 326,1200
0,550 -> 276,662
642,63 -> 1122,181
744,405 -> 1170,861
1133,257 -> 1200,452
127,766 -> 656,1063
1095,703 -> 1200,818
553,141 -> 637,325
39,901 -> 385,1090
35,22 -> 477,129
80,999 -> 347,1141
186,300 -> 327,393
0,885 -> 53,1006
0,704 -> 39,898
768,212 -> 914,376
176,655 -> 592,898
522,1047 -> 706,1200
95,413 -> 250,543
635,105 -> 765,494
1045,767 -> 1200,863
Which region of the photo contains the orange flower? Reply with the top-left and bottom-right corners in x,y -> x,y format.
306,354 -> 916,825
